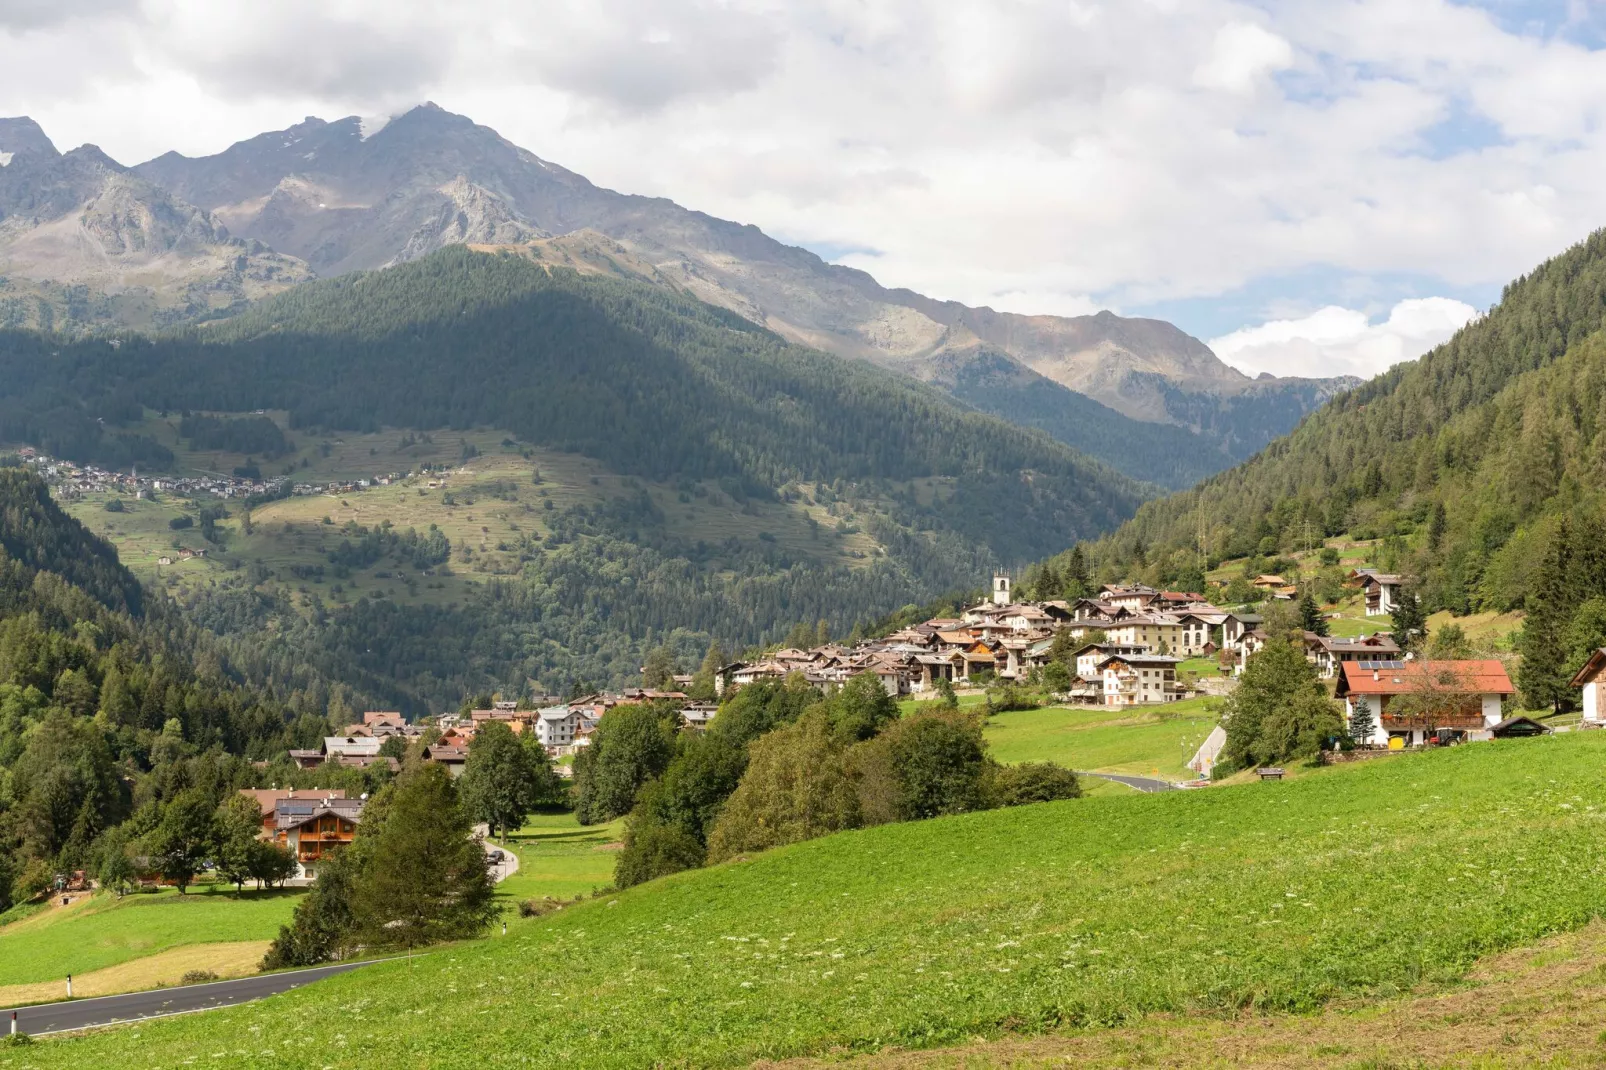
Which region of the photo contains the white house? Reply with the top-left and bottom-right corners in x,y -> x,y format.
322,735 -> 382,760
534,706 -> 581,750
1353,570 -> 1403,617
1098,653 -> 1183,706
1335,659 -> 1516,747
1570,648 -> 1606,724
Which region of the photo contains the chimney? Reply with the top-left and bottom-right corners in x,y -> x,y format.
1372,670 -> 1379,681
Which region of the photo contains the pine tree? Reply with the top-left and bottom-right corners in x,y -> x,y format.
1065,544 -> 1091,599
1519,519 -> 1576,712
1298,591 -> 1328,636
1346,689 -> 1376,746
353,764 -> 496,950
642,646 -> 676,688
1390,580 -> 1428,651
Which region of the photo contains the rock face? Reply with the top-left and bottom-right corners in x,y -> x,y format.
0,117 -> 309,330
3,104 -> 1348,460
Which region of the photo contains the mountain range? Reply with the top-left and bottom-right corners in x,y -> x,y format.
0,104 -> 1355,488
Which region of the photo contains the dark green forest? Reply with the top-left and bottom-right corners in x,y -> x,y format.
0,469 -> 381,908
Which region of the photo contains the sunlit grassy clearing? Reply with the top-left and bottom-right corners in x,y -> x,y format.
0,885 -> 300,987
494,812 -> 624,903
982,699 -> 1219,780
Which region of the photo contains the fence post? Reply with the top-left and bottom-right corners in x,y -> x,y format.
66,973 -> 72,998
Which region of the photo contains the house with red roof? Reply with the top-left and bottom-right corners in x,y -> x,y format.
1336,658 -> 1516,747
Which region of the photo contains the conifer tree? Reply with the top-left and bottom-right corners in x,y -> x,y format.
353,763 -> 496,950
1390,581 -> 1428,652
1520,519 -> 1576,712
1298,591 -> 1328,636
1065,544 -> 1091,599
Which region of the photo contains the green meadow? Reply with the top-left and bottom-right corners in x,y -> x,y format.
12,733 -> 1606,1068
983,698 -> 1220,781
494,812 -> 624,903
0,886 -> 300,987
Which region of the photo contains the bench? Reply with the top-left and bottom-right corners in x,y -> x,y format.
1256,767 -> 1285,781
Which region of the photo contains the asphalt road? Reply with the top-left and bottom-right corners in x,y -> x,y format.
3,960 -> 379,1036
1082,771 -> 1182,793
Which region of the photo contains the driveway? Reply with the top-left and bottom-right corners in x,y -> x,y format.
3,960 -> 381,1036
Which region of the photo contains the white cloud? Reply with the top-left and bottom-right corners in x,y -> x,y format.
1208,297 -> 1479,379
1193,22 -> 1295,94
0,0 -> 1604,352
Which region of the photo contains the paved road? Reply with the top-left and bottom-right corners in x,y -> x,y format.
2,960 -> 380,1036
1081,771 -> 1182,793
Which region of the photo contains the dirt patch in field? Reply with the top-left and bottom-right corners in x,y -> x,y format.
755,921 -> 1606,1069
0,940 -> 270,1006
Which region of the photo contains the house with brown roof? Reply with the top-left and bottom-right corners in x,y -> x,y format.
421,743 -> 469,777
1303,632 -> 1401,679
1351,570 -> 1404,616
1570,648 -> 1606,725
273,795 -> 364,881
1336,659 -> 1516,746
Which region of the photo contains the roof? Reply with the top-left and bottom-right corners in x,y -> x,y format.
273,796 -> 364,831
1337,659 -> 1516,697
323,736 -> 382,756
1098,653 -> 1183,668
238,788 -> 344,818
1309,634 -> 1401,655
1489,716 -> 1551,737
423,744 -> 469,762
1570,648 -> 1606,688
1359,572 -> 1403,586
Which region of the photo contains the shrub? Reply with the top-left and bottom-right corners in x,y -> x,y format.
852,710 -> 991,824
104,498 -> 124,513
986,681 -> 1045,713
168,516 -> 193,530
179,970 -> 219,985
989,762 -> 1082,807
517,898 -> 565,918
706,712 -> 860,863
615,817 -> 706,888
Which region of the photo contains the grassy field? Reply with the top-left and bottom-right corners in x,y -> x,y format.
0,886 -> 300,988
983,698 -> 1219,781
56,412 -> 895,612
17,731 -> 1606,1067
495,812 -> 624,903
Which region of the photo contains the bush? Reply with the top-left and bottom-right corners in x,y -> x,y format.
104,498 -> 124,513
615,817 -> 706,888
168,516 -> 193,530
517,898 -> 565,918
853,710 -> 991,824
989,762 -> 1082,807
179,970 -> 219,985
986,681 -> 1045,713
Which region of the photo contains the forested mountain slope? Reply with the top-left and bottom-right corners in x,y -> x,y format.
1075,227 -> 1606,623
0,467 -> 337,906
0,247 -> 1151,703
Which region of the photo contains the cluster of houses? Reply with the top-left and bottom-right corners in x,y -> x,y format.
15,448 -> 287,501
717,575 -> 1277,707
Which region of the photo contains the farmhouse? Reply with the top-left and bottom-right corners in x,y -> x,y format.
1336,659 -> 1516,747
1569,648 -> 1606,725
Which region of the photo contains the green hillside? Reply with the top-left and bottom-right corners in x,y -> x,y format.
15,733 -> 1606,1067
1047,230 -> 1606,675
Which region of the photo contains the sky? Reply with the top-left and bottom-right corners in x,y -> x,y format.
4,0 -> 1606,379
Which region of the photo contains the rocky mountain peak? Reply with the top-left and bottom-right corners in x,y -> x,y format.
0,117 -> 58,161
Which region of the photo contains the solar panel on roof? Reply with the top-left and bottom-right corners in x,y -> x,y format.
1356,659 -> 1405,669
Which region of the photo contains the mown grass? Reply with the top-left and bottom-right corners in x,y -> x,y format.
983,698 -> 1220,780
0,886 -> 300,987
15,734 -> 1606,1068
494,812 -> 624,903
